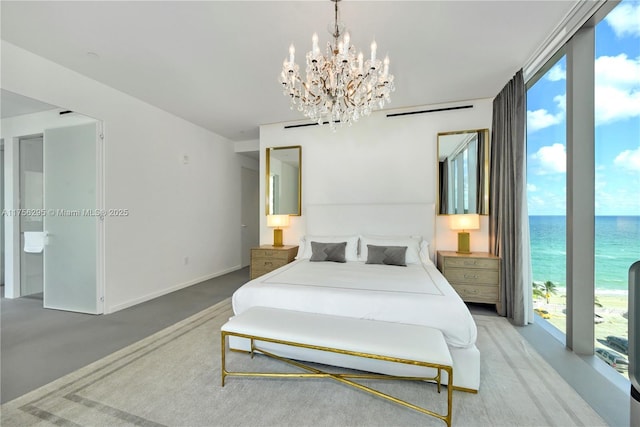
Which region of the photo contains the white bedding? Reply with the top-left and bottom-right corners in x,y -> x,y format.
232,259 -> 477,348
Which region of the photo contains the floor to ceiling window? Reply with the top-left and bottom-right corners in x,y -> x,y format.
592,0 -> 640,378
527,0 -> 639,378
526,55 -> 567,336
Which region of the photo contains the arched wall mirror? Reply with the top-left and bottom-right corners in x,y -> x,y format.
266,145 -> 301,216
437,129 -> 490,215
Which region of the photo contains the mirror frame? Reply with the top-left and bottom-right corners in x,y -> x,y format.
265,145 -> 302,216
436,128 -> 490,216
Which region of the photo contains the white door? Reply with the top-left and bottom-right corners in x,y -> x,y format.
1,142 -> 4,285
43,123 -> 102,314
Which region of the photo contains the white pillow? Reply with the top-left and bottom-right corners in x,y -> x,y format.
419,240 -> 432,264
295,238 -> 306,259
359,235 -> 423,264
298,235 -> 359,262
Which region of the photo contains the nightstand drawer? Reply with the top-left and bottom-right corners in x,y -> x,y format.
251,249 -> 290,261
444,257 -> 498,270
451,284 -> 499,302
251,258 -> 288,271
445,269 -> 499,285
250,245 -> 298,280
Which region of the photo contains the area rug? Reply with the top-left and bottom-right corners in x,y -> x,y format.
1,298 -> 606,426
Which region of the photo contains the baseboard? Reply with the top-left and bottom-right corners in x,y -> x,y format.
105,265 -> 242,314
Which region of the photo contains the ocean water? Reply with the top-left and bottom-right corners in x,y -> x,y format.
529,216 -> 640,292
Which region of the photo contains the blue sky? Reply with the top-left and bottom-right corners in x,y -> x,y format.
527,0 -> 640,216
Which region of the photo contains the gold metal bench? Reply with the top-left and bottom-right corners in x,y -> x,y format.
220,307 -> 454,426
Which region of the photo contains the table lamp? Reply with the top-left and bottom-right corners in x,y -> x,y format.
267,214 -> 290,247
449,214 -> 480,254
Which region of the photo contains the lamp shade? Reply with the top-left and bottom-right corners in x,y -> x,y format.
267,214 -> 290,228
449,214 -> 480,231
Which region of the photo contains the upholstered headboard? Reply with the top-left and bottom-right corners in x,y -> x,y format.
305,203 -> 436,261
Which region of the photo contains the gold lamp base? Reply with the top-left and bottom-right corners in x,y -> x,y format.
457,231 -> 471,254
273,229 -> 283,247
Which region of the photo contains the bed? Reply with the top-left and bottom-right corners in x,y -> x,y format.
230,203 -> 480,391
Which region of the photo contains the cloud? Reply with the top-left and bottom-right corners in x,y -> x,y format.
595,169 -> 607,191
528,55 -> 639,131
614,146 -> 640,172
531,143 -> 566,174
528,195 -> 546,209
546,63 -> 566,81
527,192 -> 566,215
527,94 -> 566,132
595,54 -> 640,125
527,109 -> 561,132
596,185 -> 640,215
605,2 -> 640,38
527,183 -> 538,192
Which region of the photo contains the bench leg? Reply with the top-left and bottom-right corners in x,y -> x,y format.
220,332 -> 227,387
220,332 -> 454,426
445,366 -> 453,427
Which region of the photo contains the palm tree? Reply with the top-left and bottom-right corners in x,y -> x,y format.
533,281 -> 558,304
532,281 -> 545,300
541,280 -> 558,304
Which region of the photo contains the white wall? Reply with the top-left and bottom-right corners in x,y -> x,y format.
259,99 -> 492,254
2,41 -> 244,313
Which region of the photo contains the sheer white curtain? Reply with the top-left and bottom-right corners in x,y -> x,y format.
489,70 -> 533,326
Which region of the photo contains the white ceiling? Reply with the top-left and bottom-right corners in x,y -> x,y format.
0,1 -> 579,141
0,89 -> 57,119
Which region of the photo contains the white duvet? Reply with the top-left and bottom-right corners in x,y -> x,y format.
232,259 -> 477,348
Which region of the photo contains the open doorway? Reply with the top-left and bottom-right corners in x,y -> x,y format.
1,90 -> 104,314
19,135 -> 44,298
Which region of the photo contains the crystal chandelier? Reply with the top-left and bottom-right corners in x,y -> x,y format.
279,0 -> 395,130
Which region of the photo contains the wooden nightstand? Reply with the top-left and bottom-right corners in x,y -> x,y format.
250,245 -> 298,280
437,251 -> 501,310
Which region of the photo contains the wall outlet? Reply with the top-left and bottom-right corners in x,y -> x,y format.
183,256 -> 189,265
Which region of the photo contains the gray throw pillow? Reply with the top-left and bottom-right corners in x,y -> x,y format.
366,245 -> 407,266
310,241 -> 347,263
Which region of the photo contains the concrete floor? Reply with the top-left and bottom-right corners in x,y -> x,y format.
1,267 -> 249,403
